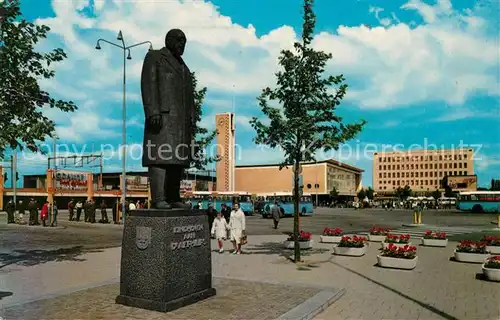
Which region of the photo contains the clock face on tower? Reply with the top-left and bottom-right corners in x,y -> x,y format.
218,118 -> 225,126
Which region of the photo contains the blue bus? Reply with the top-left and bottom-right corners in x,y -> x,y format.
183,191 -> 255,215
456,191 -> 500,213
261,193 -> 314,218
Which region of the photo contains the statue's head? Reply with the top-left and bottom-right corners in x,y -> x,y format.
165,29 -> 186,58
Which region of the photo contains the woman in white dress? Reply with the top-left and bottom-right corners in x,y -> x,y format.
229,202 -> 246,255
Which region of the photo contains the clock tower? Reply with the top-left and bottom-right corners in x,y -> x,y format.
215,113 -> 235,192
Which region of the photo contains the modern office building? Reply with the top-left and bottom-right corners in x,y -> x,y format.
373,148 -> 476,194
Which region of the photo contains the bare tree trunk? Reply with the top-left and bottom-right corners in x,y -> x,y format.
293,158 -> 301,263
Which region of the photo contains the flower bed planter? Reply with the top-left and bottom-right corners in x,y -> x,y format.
369,227 -> 390,242
377,255 -> 418,270
369,234 -> 386,242
486,246 -> 500,255
422,238 -> 448,247
454,250 -> 490,263
483,236 -> 500,255
381,242 -> 412,249
284,240 -> 313,250
320,235 -> 342,243
333,245 -> 367,256
333,235 -> 368,256
482,264 -> 500,281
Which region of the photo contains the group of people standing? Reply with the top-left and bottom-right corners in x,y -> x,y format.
67,199 -> 110,224
210,202 -> 246,255
5,198 -> 59,227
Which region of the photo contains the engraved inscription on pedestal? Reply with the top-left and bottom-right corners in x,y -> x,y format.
170,224 -> 206,250
136,226 -> 151,250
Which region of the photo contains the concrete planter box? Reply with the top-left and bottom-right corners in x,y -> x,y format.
369,234 -> 387,242
284,240 -> 313,250
381,242 -> 412,249
333,245 -> 367,257
320,235 -> 343,243
482,264 -> 500,282
454,250 -> 490,263
421,238 -> 448,247
486,246 -> 500,255
377,255 -> 418,270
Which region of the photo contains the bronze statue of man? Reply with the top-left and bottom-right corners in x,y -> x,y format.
141,29 -> 195,209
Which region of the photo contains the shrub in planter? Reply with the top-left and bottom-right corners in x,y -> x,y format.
377,243 -> 418,269
454,240 -> 490,263
320,228 -> 344,243
284,231 -> 313,249
482,236 -> 500,254
369,227 -> 390,242
382,234 -> 410,249
334,235 -> 368,256
421,231 -> 448,247
482,256 -> 500,282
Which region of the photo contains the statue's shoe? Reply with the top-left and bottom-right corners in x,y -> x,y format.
153,201 -> 172,210
170,202 -> 191,210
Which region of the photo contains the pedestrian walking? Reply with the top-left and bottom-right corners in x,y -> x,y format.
271,201 -> 280,229
229,202 -> 246,255
100,200 -> 109,223
90,199 -> 96,223
28,198 -> 39,225
6,200 -> 15,224
112,199 -> 118,224
211,211 -> 229,253
207,204 -> 217,231
68,199 -> 75,221
40,201 -> 49,227
50,201 -> 58,227
75,200 -> 83,221
221,203 -> 231,223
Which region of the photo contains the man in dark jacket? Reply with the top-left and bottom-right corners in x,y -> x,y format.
271,201 -> 281,229
141,29 -> 195,210
207,204 -> 217,231
221,203 -> 231,223
28,198 -> 39,225
6,200 -> 15,223
68,199 -> 75,221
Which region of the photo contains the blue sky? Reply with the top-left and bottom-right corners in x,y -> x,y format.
7,0 -> 500,189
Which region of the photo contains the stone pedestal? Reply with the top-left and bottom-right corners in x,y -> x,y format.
116,208 -> 216,312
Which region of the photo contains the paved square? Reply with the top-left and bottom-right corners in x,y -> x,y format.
1,278 -> 322,320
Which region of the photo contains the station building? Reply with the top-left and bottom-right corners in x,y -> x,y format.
235,160 -> 363,202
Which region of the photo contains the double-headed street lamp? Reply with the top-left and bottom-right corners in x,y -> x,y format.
95,30 -> 152,224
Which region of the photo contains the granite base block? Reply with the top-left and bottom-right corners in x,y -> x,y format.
116,287 -> 216,313
116,208 -> 215,312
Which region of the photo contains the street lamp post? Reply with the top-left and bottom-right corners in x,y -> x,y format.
95,31 -> 152,225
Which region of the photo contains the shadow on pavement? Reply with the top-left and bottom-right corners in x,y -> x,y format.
330,261 -> 459,320
245,241 -> 330,262
0,291 -> 13,300
0,246 -> 103,269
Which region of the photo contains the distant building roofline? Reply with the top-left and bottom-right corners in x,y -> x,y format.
236,159 -> 363,173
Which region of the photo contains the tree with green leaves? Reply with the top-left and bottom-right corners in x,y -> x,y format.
329,187 -> 339,200
395,185 -> 412,200
250,0 -> 365,262
441,176 -> 455,197
431,189 -> 441,200
365,186 -> 375,200
190,72 -> 217,170
357,189 -> 366,201
0,0 -> 77,157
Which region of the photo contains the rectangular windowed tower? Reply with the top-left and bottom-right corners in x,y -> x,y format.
215,113 -> 235,192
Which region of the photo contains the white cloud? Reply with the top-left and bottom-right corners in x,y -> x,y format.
475,153 -> 500,172
34,0 -> 498,133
